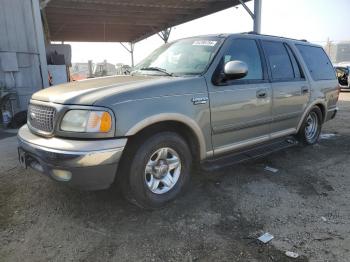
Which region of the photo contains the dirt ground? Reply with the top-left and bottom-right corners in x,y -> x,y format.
1,92 -> 350,262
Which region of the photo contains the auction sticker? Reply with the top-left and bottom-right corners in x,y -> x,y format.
192,40 -> 217,46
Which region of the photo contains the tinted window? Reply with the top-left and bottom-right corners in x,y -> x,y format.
285,44 -> 304,79
296,45 -> 336,80
223,39 -> 263,80
262,41 -> 294,80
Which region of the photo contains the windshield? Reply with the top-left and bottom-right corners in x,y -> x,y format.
133,37 -> 223,76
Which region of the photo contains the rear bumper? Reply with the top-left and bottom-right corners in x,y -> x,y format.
17,125 -> 127,190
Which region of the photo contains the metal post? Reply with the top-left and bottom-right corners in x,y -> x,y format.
120,42 -> 135,67
31,0 -> 49,88
253,0 -> 262,34
88,60 -> 93,78
239,0 -> 262,34
130,43 -> 135,68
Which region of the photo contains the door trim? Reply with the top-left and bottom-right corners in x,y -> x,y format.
273,111 -> 302,122
212,116 -> 274,134
213,128 -> 296,156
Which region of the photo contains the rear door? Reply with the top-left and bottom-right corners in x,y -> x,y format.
207,38 -> 272,155
261,40 -> 310,134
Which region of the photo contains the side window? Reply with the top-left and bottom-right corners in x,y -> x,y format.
262,41 -> 294,80
296,44 -> 336,80
285,44 -> 305,80
223,39 -> 263,80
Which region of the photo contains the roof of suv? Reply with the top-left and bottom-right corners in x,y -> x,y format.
184,32 -> 319,47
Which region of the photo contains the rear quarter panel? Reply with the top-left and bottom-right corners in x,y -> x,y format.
290,41 -> 339,122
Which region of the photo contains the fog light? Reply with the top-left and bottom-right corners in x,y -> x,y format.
51,169 -> 72,182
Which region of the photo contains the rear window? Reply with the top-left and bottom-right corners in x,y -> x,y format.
296,45 -> 335,80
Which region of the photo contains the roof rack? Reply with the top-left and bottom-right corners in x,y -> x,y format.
244,32 -> 308,42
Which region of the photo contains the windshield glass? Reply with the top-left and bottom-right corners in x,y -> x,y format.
133,37 -> 223,76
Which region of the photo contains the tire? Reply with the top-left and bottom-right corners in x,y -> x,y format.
119,132 -> 192,209
297,106 -> 322,145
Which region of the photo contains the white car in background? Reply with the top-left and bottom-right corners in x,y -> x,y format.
335,62 -> 350,90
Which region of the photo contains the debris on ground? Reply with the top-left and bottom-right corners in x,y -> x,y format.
257,232 -> 274,243
285,251 -> 299,258
321,216 -> 327,222
320,133 -> 337,140
264,166 -> 279,173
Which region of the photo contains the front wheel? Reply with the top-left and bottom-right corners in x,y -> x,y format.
297,106 -> 322,145
120,132 -> 192,209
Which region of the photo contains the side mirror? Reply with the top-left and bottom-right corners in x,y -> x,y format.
224,60 -> 248,80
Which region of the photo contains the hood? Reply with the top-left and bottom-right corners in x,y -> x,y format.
32,75 -> 165,105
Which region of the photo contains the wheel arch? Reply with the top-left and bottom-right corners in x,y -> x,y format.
297,100 -> 327,132
125,113 -> 207,160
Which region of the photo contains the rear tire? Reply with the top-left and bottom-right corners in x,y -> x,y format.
119,132 -> 192,209
297,106 -> 322,145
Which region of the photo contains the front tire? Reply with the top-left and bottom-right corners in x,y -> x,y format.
120,132 -> 192,209
297,106 -> 322,145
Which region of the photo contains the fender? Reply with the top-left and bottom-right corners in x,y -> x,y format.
125,113 -> 208,160
296,99 -> 327,132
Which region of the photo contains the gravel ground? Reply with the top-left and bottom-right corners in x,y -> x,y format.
1,92 -> 350,262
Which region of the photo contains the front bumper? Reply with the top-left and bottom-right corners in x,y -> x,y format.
17,125 -> 127,190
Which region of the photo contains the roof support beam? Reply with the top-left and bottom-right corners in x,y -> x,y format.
120,43 -> 135,68
238,0 -> 261,34
43,0 -> 251,43
238,0 -> 254,18
157,28 -> 172,43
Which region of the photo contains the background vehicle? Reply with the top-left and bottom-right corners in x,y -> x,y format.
17,33 -> 339,209
335,63 -> 350,89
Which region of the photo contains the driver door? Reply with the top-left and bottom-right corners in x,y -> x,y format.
207,38 -> 272,156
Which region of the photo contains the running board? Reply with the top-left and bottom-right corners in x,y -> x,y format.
201,136 -> 298,172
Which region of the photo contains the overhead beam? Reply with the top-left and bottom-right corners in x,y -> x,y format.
46,15 -> 176,27
46,4 -> 195,15
43,0 -> 252,43
48,0 -> 211,10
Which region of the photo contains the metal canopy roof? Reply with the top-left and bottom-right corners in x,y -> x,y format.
43,0 -> 251,43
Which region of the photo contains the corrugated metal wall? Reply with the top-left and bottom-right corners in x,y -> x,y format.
0,0 -> 43,112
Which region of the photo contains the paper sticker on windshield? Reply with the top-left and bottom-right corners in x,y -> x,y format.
192,40 -> 217,46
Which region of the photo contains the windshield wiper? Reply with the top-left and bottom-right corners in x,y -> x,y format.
140,67 -> 174,76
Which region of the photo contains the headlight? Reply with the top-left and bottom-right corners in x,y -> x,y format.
60,110 -> 112,133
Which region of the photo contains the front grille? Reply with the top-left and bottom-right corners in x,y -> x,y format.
28,104 -> 56,133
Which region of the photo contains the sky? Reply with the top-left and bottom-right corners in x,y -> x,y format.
66,0 -> 350,66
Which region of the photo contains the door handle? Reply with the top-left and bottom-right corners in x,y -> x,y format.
256,89 -> 267,99
301,86 -> 309,94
